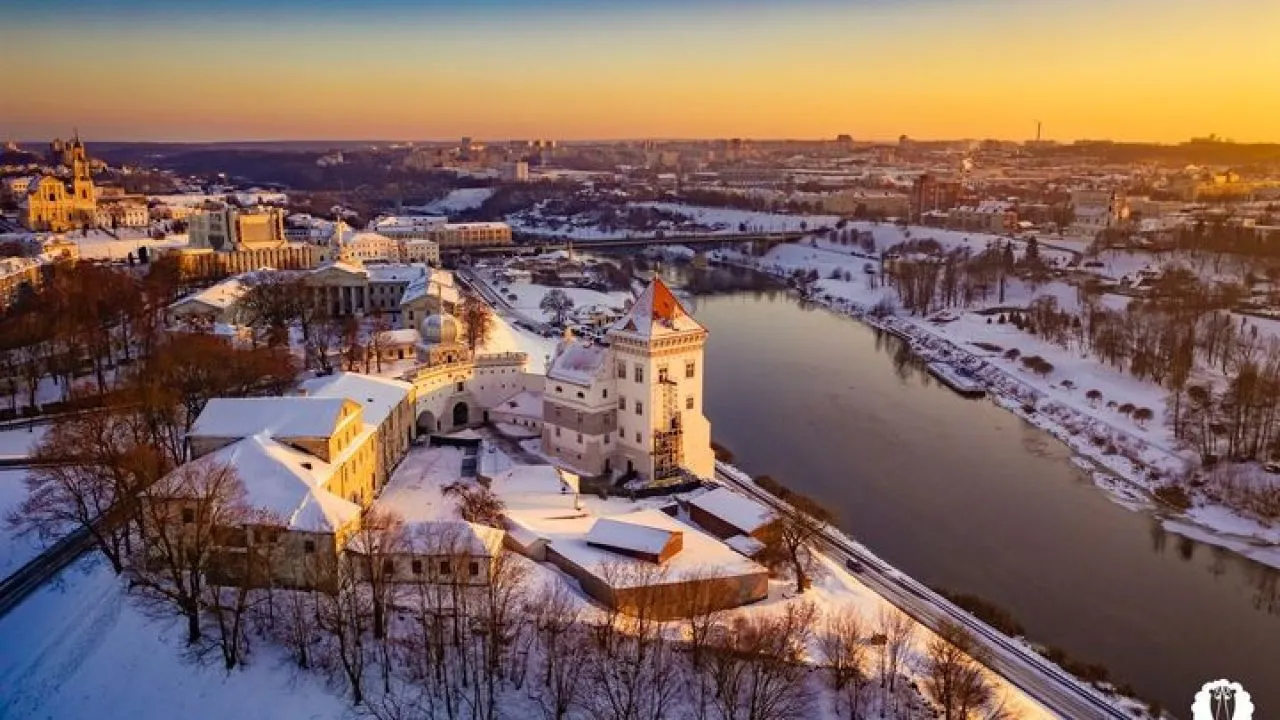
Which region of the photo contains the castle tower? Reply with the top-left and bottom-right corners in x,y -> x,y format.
605,277 -> 714,483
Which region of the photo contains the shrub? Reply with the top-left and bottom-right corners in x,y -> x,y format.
935,590 -> 1026,637
1004,348 -> 1021,360
1118,402 -> 1135,416
997,314 -> 1007,324
1154,484 -> 1192,510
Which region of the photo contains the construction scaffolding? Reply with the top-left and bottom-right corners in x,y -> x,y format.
652,379 -> 684,481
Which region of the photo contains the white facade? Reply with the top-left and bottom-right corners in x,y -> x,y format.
539,278 -> 714,484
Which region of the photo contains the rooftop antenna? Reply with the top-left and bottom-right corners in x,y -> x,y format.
1035,120 -> 1042,142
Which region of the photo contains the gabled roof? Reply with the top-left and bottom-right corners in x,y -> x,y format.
688,487 -> 776,535
586,516 -> 681,557
299,372 -> 412,429
607,277 -> 704,339
192,434 -> 359,533
191,397 -> 357,439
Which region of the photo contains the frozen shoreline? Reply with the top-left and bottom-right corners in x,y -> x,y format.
711,252 -> 1280,571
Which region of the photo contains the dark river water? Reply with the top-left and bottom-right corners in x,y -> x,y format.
692,288 -> 1280,717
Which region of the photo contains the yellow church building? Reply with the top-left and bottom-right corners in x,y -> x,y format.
21,135 -> 98,232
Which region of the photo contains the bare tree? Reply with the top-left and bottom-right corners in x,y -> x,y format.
539,289 -> 575,326
443,483 -> 507,527
818,609 -> 871,719
875,605 -> 916,717
705,600 -> 817,720
367,309 -> 392,373
762,494 -> 833,593
317,563 -> 371,705
10,405 -> 165,574
922,621 -> 996,720
530,581 -> 588,720
131,460 -> 252,646
460,290 -> 495,353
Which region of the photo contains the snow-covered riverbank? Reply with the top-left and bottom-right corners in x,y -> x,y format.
708,245 -> 1280,571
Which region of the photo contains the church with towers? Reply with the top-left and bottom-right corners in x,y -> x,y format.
21,133 -> 98,232
403,276 -> 715,485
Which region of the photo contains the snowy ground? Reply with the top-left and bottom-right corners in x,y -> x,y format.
0,469 -> 44,580
0,557 -> 348,720
507,202 -> 841,240
403,187 -> 495,216
0,424 -> 47,458
713,236 -> 1280,569
495,280 -> 631,325
67,229 -> 190,261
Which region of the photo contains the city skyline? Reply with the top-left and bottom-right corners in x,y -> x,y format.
2,0 -> 1279,143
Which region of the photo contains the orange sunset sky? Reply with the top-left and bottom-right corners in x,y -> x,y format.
1,0 -> 1277,143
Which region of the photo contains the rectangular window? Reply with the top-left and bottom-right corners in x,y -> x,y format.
634,364 -> 643,382
636,401 -> 643,415
602,389 -> 608,399
686,396 -> 695,410
577,433 -> 583,443
181,508 -> 195,524
635,432 -> 641,443
469,561 -> 481,577
686,361 -> 696,378
439,560 -> 452,575
658,365 -> 669,382
555,427 -> 561,437
456,381 -> 464,392
617,361 -> 626,378
304,540 -> 316,554
619,396 -> 627,411
412,560 -> 423,574
382,559 -> 396,576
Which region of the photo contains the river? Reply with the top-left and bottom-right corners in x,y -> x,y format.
692,287 -> 1280,717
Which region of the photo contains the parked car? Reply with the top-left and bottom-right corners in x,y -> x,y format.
845,558 -> 865,573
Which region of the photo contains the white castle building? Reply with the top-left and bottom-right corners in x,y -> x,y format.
404,277 -> 714,485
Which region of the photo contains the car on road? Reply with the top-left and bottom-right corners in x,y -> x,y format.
845,558 -> 865,573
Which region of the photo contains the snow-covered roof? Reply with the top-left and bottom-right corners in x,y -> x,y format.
367,264 -> 427,283
724,534 -> 766,557
400,269 -> 460,307
350,519 -> 503,557
191,397 -> 357,439
311,260 -> 368,278
509,507 -> 765,588
607,277 -> 704,339
488,464 -> 579,496
493,389 -> 543,419
586,516 -> 680,557
193,434 -> 359,533
546,341 -> 609,387
298,372 -> 412,430
382,328 -> 421,345
689,487 -> 776,535
168,276 -> 249,312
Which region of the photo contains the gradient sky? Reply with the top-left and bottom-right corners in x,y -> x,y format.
2,0 -> 1277,143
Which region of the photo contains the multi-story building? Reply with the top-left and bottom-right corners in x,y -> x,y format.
948,201 -> 1018,234
188,203 -> 288,251
306,260 -> 431,323
1070,190 -> 1126,236
168,244 -> 323,279
370,216 -> 513,249
502,161 -> 530,182
20,135 -> 97,231
0,256 -> 43,308
540,278 -> 714,484
910,173 -> 963,221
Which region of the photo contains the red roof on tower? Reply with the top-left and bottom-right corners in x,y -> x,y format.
607,277 -> 705,339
